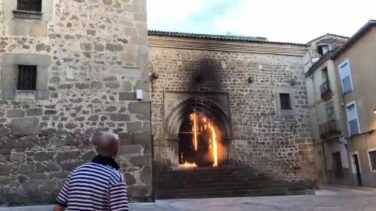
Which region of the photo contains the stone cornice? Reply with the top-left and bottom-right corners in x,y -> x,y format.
148,36 -> 308,57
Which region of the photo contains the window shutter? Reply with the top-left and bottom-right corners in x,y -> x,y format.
346,103 -> 359,136
339,62 -> 353,94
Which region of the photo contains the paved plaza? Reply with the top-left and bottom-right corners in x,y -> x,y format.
1,186 -> 376,211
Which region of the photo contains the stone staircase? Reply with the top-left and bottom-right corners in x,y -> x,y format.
155,165 -> 314,199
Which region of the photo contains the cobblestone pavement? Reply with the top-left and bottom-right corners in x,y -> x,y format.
1,186 -> 376,211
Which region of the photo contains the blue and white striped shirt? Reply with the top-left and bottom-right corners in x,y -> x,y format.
56,156 -> 128,211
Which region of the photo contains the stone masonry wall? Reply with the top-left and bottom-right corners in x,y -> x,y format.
149,37 -> 316,182
0,0 -> 152,205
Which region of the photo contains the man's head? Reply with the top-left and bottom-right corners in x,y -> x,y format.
94,132 -> 120,159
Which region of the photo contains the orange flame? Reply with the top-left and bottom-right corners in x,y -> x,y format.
209,124 -> 219,167
181,113 -> 222,168
179,161 -> 197,168
192,113 -> 198,151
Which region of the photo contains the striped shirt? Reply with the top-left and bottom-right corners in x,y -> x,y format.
56,155 -> 128,211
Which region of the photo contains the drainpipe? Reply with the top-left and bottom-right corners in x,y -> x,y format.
310,75 -> 328,183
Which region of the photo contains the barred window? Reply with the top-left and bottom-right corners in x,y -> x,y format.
279,93 -> 292,110
17,0 -> 42,12
17,65 -> 37,91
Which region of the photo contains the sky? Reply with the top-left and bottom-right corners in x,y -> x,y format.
147,0 -> 376,43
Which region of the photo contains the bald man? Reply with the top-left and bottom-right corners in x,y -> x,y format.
54,132 -> 129,211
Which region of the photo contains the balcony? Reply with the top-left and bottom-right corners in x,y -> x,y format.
320,80 -> 332,100
319,120 -> 341,139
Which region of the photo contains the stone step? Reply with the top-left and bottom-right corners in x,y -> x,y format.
157,186 -> 314,199
157,179 -> 280,188
157,182 -> 290,193
155,166 -> 314,199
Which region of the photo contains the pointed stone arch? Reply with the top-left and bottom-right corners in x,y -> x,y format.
165,97 -> 232,141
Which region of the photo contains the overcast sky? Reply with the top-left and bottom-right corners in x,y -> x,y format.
147,0 -> 376,43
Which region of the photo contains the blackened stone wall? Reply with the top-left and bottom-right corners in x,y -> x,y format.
149,35 -> 316,183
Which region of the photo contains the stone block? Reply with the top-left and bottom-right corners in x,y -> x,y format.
123,81 -> 132,91
105,81 -> 120,89
103,0 -> 112,5
34,152 -> 55,161
30,22 -> 48,37
127,122 -> 142,132
129,102 -> 150,114
119,133 -> 132,145
119,92 -> 136,101
131,132 -> 151,144
80,43 -> 92,51
91,81 -> 103,89
65,123 -> 78,129
110,114 -> 130,121
7,138 -> 35,149
63,136 -> 79,146
134,80 -> 149,90
105,106 -> 117,112
88,115 -> 99,121
10,152 -> 26,163
45,163 -> 60,172
36,44 -> 51,52
11,118 -> 40,136
7,110 -> 25,118
106,43 -> 123,52
0,164 -> 11,175
26,108 -> 43,116
62,161 -> 84,171
94,43 -> 104,51
75,83 -> 90,90
56,151 -> 80,162
119,145 -> 142,155
18,164 -> 35,174
3,53 -> 51,66
0,128 -> 10,136
45,110 -> 57,115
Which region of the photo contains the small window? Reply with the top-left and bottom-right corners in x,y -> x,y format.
346,102 -> 360,136
369,150 -> 376,171
17,65 -> 37,91
279,93 -> 292,110
318,45 -> 329,55
17,0 -> 42,12
339,60 -> 353,94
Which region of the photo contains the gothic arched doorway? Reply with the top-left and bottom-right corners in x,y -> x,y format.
178,112 -> 222,167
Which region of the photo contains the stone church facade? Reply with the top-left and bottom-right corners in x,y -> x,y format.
149,32 -> 315,181
0,0 -> 315,205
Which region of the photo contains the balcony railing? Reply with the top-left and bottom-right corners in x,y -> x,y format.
320,80 -> 332,100
319,119 -> 341,139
